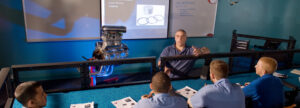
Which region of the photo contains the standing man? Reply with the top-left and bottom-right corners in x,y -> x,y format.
14,81 -> 47,108
158,29 -> 210,78
243,57 -> 284,108
188,60 -> 245,108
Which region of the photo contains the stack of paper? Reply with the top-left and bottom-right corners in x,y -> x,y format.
111,97 -> 137,108
273,72 -> 288,78
176,86 -> 197,99
291,69 -> 300,75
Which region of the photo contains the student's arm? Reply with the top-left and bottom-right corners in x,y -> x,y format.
189,87 -> 207,108
242,81 -> 257,97
135,93 -> 152,108
187,98 -> 193,108
141,91 -> 154,99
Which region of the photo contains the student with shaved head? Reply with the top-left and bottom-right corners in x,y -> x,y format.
134,72 -> 187,108
14,81 -> 47,108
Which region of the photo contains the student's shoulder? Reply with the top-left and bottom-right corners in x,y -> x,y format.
197,85 -> 215,95
263,75 -> 283,85
136,98 -> 153,106
203,84 -> 216,90
139,98 -> 153,102
173,95 -> 186,101
246,77 -> 267,88
172,96 -> 188,107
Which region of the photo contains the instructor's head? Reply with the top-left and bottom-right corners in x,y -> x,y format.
14,81 -> 47,108
175,29 -> 187,47
255,57 -> 277,77
150,72 -> 172,93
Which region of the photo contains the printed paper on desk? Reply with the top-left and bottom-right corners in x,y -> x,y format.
70,102 -> 94,108
176,86 -> 197,99
291,69 -> 300,75
111,97 -> 137,108
273,72 -> 288,78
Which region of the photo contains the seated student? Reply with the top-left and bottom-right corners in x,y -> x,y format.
158,29 -> 210,78
243,57 -> 284,108
14,81 -> 47,108
134,72 -> 188,108
188,60 -> 245,108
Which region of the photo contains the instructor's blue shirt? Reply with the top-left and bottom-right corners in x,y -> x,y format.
243,74 -> 284,108
134,93 -> 187,108
160,44 -> 195,78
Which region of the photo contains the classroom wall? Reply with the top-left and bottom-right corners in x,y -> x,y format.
1,0 -> 300,80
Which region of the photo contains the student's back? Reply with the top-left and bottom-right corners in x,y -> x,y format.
134,72 -> 188,108
190,79 -> 245,108
188,60 -> 245,108
243,74 -> 284,108
243,57 -> 284,108
135,93 -> 187,108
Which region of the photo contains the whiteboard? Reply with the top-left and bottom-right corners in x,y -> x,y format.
169,0 -> 218,37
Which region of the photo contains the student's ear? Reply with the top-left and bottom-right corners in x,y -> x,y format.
210,72 -> 215,80
262,70 -> 268,75
26,99 -> 35,107
169,85 -> 173,91
150,83 -> 153,90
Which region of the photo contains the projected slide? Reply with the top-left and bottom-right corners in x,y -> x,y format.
102,0 -> 169,39
22,0 -> 101,42
136,5 -> 165,26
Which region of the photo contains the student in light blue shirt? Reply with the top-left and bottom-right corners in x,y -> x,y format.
134,72 -> 188,108
243,57 -> 284,108
188,60 -> 245,108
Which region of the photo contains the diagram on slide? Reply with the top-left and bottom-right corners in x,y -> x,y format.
136,5 -> 165,26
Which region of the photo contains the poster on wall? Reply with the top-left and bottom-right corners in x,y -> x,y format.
169,0 -> 218,37
22,0 -> 101,42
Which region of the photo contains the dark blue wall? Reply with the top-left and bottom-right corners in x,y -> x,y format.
1,0 -> 300,80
